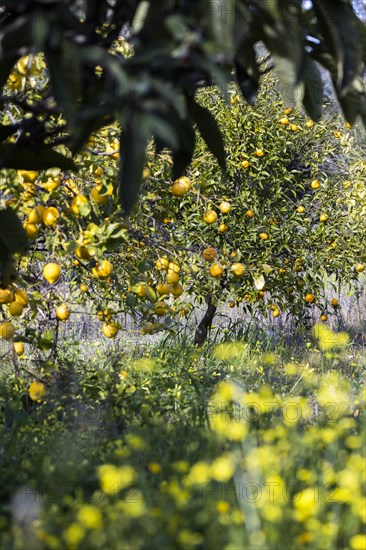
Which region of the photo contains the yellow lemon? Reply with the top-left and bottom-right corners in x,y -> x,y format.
355,264 -> 364,273
156,257 -> 169,271
0,288 -> 14,304
203,209 -> 218,224
311,179 -> 320,190
14,289 -> 29,306
102,323 -> 118,338
259,232 -> 269,240
42,206 -> 59,227
56,304 -> 70,321
166,270 -> 180,285
241,160 -> 250,168
43,263 -> 61,284
331,298 -> 339,307
170,283 -> 183,297
0,321 -> 15,340
279,117 -> 289,125
319,214 -> 328,222
219,201 -> 231,214
297,206 -> 305,213
171,181 -> 188,197
154,301 -> 169,316
23,222 -> 38,240
202,247 -> 218,262
156,283 -> 171,296
80,284 -> 88,293
13,341 -> 24,355
71,195 -> 88,216
305,293 -> 315,303
8,301 -> 23,316
218,223 -> 229,233
230,263 -> 245,277
246,209 -> 254,218
209,263 -> 224,278
28,205 -> 45,224
29,381 -> 46,402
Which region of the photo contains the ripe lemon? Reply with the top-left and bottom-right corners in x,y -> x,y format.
56,304 -> 70,321
178,176 -> 191,190
29,381 -> 46,402
23,222 -> 38,240
290,124 -> 298,132
255,149 -> 264,157
320,314 -> 327,322
91,186 -> 109,205
80,284 -> 88,293
333,131 -> 341,138
331,298 -> 339,307
279,117 -> 289,125
18,170 -> 38,183
43,263 -> 61,284
170,283 -> 183,297
218,223 -> 229,233
156,257 -> 169,271
94,166 -> 103,176
43,176 -> 60,193
171,181 -> 188,197
241,160 -> 250,168
102,323 -> 118,338
355,264 -> 365,273
71,195 -> 88,216
156,283 -> 171,296
305,293 -> 315,303
230,263 -> 245,277
259,232 -> 269,240
0,321 -> 15,340
43,206 -> 59,227
319,214 -> 328,222
202,247 -> 218,262
8,301 -> 23,316
297,206 -> 305,213
154,301 -> 169,316
219,201 -> 231,214
228,301 -> 235,308
95,260 -> 112,278
246,209 -> 254,218
14,289 -> 28,306
13,341 -> 24,355
311,179 -> 320,190
28,205 -> 45,224
168,261 -> 180,274
75,245 -> 90,260
305,120 -> 314,128
209,262 -> 224,278
0,288 -> 14,304
166,270 -> 180,285
143,167 -> 151,180
203,209 -> 218,224
284,107 -> 292,115
272,308 -> 280,317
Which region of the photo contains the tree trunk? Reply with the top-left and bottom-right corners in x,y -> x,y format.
194,295 -> 217,346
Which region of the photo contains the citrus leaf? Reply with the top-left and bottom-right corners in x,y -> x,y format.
0,208 -> 29,253
253,273 -> 265,290
190,101 -> 226,171
0,145 -> 76,170
118,113 -> 150,215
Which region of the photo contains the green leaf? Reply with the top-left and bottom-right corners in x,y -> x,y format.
190,101 -> 226,171
314,0 -> 362,91
118,113 -> 151,215
302,58 -> 323,122
0,208 -> 28,253
253,274 -> 265,290
207,0 -> 235,54
0,15 -> 29,89
0,145 -> 76,170
171,117 -> 195,180
45,39 -> 82,127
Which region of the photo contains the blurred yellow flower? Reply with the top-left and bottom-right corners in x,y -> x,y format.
98,464 -> 135,494
294,488 -> 319,521
64,523 -> 85,547
77,505 -> 102,529
210,455 -> 235,482
350,534 -> 366,550
216,501 -> 230,514
148,462 -> 161,474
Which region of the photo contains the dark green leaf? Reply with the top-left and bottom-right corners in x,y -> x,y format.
190,101 -> 226,171
0,145 -> 76,170
0,208 -> 28,253
118,113 -> 150,215
302,59 -> 323,122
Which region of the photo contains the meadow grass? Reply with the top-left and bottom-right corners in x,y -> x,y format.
0,325 -> 365,549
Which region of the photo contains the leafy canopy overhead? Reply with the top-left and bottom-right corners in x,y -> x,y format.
0,0 -> 365,213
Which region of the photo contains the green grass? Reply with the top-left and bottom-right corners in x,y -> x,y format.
0,328 -> 365,549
